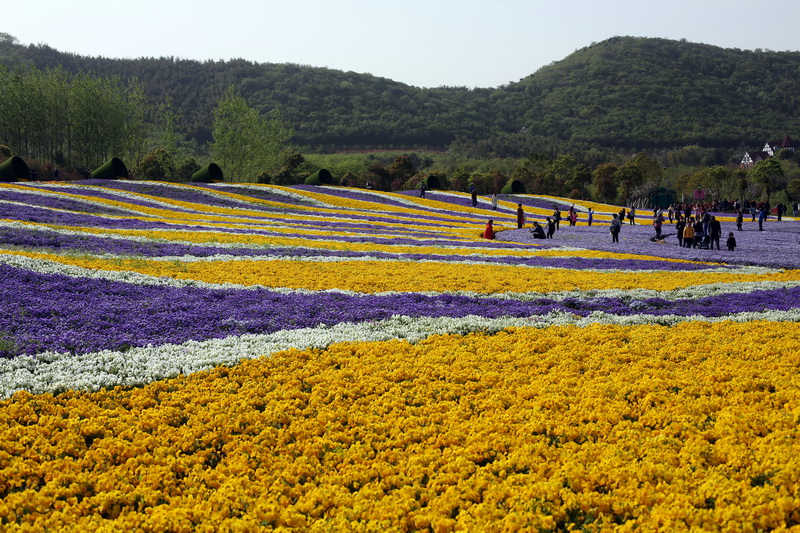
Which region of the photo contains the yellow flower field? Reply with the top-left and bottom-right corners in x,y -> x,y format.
1,322 -> 799,531
1,181 -> 799,531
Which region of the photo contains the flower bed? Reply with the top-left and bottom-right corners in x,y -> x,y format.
1,181 -> 799,530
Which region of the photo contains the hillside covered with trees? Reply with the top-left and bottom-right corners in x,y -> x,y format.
5,33 -> 800,210
3,35 -> 800,155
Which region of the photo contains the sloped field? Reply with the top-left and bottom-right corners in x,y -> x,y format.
1,181 -> 799,531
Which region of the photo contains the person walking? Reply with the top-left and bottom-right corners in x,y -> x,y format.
675,216 -> 685,247
736,210 -> 743,231
726,232 -> 737,251
758,207 -> 767,231
587,208 -> 594,226
693,217 -> 704,248
610,214 -> 621,243
683,219 -> 695,248
491,193 -> 498,210
708,216 -> 721,250
653,211 -> 664,239
516,204 -> 525,229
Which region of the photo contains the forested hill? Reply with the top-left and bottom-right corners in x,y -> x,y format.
3,35 -> 800,154
498,36 -> 800,150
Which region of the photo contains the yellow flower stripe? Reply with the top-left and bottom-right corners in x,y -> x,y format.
268,185 -> 502,222
28,224 -> 506,249
11,184 -> 270,222
21,222 -> 718,265
14,183 -> 491,227
287,186 -> 589,222
1,322 -> 798,530
6,250 -> 798,292
529,195 -> 741,223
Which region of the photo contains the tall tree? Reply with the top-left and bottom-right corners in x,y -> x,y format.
68,73 -> 130,170
614,162 -> 644,205
122,79 -> 148,173
592,163 -> 618,203
701,165 -> 732,201
210,86 -> 292,182
750,159 -> 785,204
513,153 -> 551,195
153,96 -> 186,160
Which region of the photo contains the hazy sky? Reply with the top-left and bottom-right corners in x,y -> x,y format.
5,0 -> 800,88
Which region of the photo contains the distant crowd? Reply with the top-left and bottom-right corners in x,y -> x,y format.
479,196 -> 796,251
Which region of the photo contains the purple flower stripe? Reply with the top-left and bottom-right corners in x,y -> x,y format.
292,185 -> 460,212
1,263 -> 798,358
9,182 -> 519,231
1,190 -> 132,217
405,191 -> 573,213
0,204 -> 204,230
0,225 -> 728,270
22,184 -> 314,216
194,183 -> 327,207
85,181 -> 323,208
11,188 -> 486,228
289,185 -> 505,224
0,200 -> 407,232
16,185 -> 201,213
2,204 -> 535,249
500,222 -> 800,270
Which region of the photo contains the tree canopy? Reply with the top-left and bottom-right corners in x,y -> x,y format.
4,35 -> 800,157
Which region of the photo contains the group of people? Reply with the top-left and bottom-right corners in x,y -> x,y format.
481,201 -> 749,252
674,214 -> 735,250
638,205 -> 738,251
483,203 -> 538,239
530,205 -> 588,239
483,203 -> 588,240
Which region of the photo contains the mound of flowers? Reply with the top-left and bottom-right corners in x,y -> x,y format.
1,181 -> 799,530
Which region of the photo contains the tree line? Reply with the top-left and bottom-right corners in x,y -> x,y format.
0,63 -> 292,182
0,65 -> 147,174
3,31 -> 800,206
5,35 -> 800,157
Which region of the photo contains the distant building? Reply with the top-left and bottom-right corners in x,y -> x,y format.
740,150 -> 771,168
763,135 -> 795,156
740,135 -> 795,167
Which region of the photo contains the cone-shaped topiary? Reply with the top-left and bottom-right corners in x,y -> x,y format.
500,179 -> 526,194
191,163 -> 224,182
424,175 -> 442,189
92,158 -> 128,179
0,156 -> 30,182
304,168 -> 334,185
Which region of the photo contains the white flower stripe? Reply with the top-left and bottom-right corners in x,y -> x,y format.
0,251 -> 795,299
3,309 -> 799,399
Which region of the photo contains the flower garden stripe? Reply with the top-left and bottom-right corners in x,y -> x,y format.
1,180 -> 800,530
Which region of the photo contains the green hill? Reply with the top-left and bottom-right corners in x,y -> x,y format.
2,35 -> 800,154
502,36 -> 800,149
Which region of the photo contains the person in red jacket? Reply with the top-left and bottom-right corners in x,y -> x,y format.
483,219 -> 495,239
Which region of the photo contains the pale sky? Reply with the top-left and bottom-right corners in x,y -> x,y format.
5,0 -> 800,88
